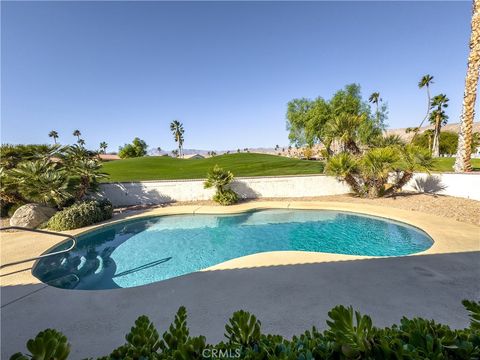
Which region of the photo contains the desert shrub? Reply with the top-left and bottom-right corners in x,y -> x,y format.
212,188 -> 238,206
0,144 -> 108,210
204,165 -> 238,205
10,300 -> 480,360
325,145 -> 433,198
46,199 -> 113,231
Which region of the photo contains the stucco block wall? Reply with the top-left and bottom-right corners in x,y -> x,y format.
98,175 -> 350,206
98,173 -> 480,206
404,173 -> 480,201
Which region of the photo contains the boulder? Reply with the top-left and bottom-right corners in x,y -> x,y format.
9,204 -> 57,228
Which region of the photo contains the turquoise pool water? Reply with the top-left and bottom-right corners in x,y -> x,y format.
33,209 -> 433,290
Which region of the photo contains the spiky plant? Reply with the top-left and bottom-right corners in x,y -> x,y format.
10,160 -> 71,207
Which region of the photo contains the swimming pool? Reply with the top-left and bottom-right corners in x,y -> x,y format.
33,209 -> 433,290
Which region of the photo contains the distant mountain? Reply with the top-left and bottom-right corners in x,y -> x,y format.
148,147 -> 289,156
386,122 -> 480,141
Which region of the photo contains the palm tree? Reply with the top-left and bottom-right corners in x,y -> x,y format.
411,74 -> 435,143
369,92 -> 381,124
170,120 -> 185,157
73,129 -> 82,142
48,130 -> 59,144
429,94 -> 449,157
323,113 -> 365,154
77,139 -> 86,147
455,0 -> 479,172
99,142 -> 108,154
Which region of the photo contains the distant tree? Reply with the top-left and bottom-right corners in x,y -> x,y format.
99,142 -> 108,154
73,130 -> 82,141
286,84 -> 385,152
118,137 -> 148,158
429,94 -> 449,157
48,130 -> 59,144
369,92 -> 381,125
170,120 -> 185,157
405,127 -> 419,134
411,74 -> 434,142
413,131 -> 460,156
171,149 -> 179,158
275,145 -> 279,151
77,139 -> 86,147
156,147 -> 162,154
237,149 -> 240,153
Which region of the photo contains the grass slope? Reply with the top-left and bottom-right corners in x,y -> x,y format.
101,153 -> 324,182
101,153 -> 480,182
431,157 -> 480,172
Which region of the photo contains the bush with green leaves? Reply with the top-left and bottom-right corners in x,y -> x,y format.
46,199 -> 113,231
0,144 -> 108,213
204,165 -> 239,205
11,300 -> 480,360
325,145 -> 433,198
118,137 -> 148,159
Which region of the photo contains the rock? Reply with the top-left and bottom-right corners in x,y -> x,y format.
9,204 -> 57,228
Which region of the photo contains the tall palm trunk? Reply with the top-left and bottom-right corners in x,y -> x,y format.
454,0 -> 479,172
411,85 -> 431,143
432,114 -> 441,157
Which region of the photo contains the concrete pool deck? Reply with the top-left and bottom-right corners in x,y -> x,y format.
1,201 -> 479,358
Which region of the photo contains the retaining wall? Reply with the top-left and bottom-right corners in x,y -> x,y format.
98,173 -> 480,206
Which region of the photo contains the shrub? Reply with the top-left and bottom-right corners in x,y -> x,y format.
325,145 -> 433,198
10,300 -> 480,360
204,165 -> 238,205
118,137 -> 148,158
46,199 -> 113,231
213,188 -> 238,206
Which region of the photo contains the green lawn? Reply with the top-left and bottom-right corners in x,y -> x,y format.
101,153 -> 480,182
101,153 -> 324,182
431,157 -> 480,172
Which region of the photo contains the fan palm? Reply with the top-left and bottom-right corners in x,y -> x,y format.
99,142 -> 108,154
455,0 -> 479,172
77,139 -> 86,147
10,160 -> 70,206
48,130 -> 59,144
323,113 -> 365,154
429,94 -> 449,157
368,92 -> 381,124
325,152 -> 362,195
73,129 -> 82,141
69,158 -> 108,200
170,120 -> 185,157
411,74 -> 434,142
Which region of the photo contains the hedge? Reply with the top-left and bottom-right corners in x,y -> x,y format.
46,199 -> 113,231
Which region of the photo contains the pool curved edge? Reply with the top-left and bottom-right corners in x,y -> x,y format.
2,201 -> 479,288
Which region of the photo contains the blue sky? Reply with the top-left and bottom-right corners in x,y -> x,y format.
1,1 -> 475,151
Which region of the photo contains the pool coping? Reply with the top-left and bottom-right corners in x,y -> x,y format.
1,200 -> 479,287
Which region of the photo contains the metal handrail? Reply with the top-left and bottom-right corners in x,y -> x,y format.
0,226 -> 77,269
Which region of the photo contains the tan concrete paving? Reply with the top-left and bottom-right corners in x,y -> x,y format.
1,201 -> 478,287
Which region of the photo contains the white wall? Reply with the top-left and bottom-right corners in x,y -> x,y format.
404,173 -> 480,201
98,175 -> 350,206
98,173 -> 480,206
